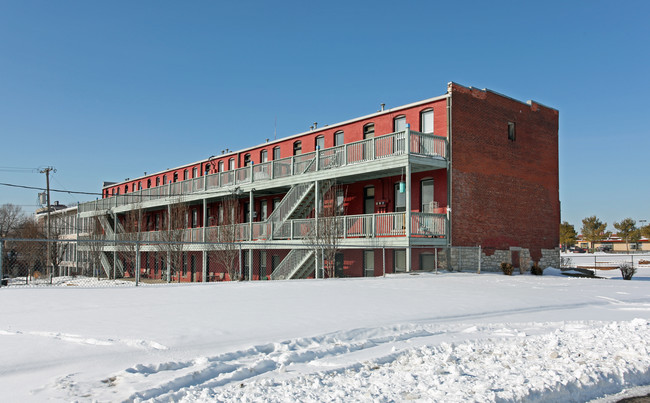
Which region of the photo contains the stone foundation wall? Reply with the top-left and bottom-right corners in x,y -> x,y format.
435,246 -> 561,273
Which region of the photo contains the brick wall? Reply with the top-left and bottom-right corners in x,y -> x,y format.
449,83 -> 559,262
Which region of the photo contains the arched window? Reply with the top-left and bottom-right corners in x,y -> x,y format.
393,115 -> 406,132
420,109 -> 434,133
173,172 -> 178,182
273,146 -> 281,160
138,181 -> 142,190
363,123 -> 375,139
147,179 -> 151,188
315,135 -> 324,150
124,185 -> 128,194
229,158 -> 235,170
183,169 -> 188,181
260,149 -> 268,163
334,130 -> 344,146
163,175 -> 167,185
293,141 -> 302,156
192,167 -> 198,178
218,160 -> 224,172
244,154 -> 252,166
132,183 -> 136,192
156,177 -> 160,187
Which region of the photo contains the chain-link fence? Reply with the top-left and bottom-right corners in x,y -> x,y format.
1,238 -> 485,287
560,253 -> 650,271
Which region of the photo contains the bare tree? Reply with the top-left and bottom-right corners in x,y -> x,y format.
306,181 -> 345,278
208,193 -> 242,281
154,198 -> 189,283
0,203 -> 25,238
13,218 -> 45,281
117,204 -> 145,279
85,216 -> 107,278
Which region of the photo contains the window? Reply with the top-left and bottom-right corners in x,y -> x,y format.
147,179 -> 151,188
394,250 -> 406,272
183,169 -> 188,181
421,179 -> 434,213
191,209 -> 198,228
420,109 -> 434,133
334,130 -> 344,146
138,181 -> 142,190
132,183 -> 136,192
218,161 -> 224,172
124,185 -> 128,194
293,141 -> 302,155
163,175 -> 167,185
363,123 -> 375,139
260,149 -> 268,163
393,115 -> 406,132
229,158 -> 235,170
508,121 -> 516,141
244,154 -> 251,166
273,198 -> 281,212
218,204 -> 224,225
192,167 -> 198,178
173,172 -> 178,182
273,146 -> 281,160
315,135 -> 324,150
156,177 -> 160,186
394,183 -> 406,212
260,200 -> 268,220
337,189 -> 345,214
260,252 -> 267,279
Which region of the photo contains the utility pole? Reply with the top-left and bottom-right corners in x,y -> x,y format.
40,166 -> 56,283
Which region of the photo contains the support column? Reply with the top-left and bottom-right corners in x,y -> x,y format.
202,250 -> 207,283
249,189 -> 254,241
249,247 -> 253,281
314,180 -> 319,279
405,124 -> 412,272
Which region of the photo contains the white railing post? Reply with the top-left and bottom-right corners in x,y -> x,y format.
291,156 -> 295,176
315,147 -> 320,171
406,124 -> 411,154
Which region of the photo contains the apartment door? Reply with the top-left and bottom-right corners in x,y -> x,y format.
363,186 -> 374,236
335,252 -> 344,277
363,250 -> 374,277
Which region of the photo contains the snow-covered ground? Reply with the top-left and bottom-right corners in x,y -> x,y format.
1,265 -> 649,402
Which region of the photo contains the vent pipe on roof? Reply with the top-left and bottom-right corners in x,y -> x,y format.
313,122 -> 318,129
381,103 -> 385,111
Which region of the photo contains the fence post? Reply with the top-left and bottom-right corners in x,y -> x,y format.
0,240 -> 4,288
238,243 -> 243,281
382,246 -> 386,277
477,245 -> 481,274
135,240 -> 140,287
435,248 -> 438,274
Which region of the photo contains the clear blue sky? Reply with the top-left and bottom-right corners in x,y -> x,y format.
1,1 -> 648,231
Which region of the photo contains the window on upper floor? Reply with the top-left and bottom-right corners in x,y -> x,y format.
193,167 -> 198,178
334,130 -> 344,146
293,141 -> 302,156
393,115 -> 406,133
156,177 -> 160,186
315,135 -> 324,150
229,158 -> 235,170
183,169 -> 188,181
173,172 -> 178,182
147,179 -> 151,188
508,121 -> 516,141
394,183 -> 406,212
260,149 -> 268,163
244,154 -> 252,166
138,181 -> 142,190
163,175 -> 167,185
273,146 -> 281,160
132,183 -> 136,192
218,160 -> 224,172
420,109 -> 434,133
124,185 -> 128,194
363,123 -> 375,139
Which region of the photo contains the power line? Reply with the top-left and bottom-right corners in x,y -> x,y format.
0,182 -> 102,196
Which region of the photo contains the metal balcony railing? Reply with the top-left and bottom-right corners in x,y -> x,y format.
79,131 -> 447,214
82,212 -> 447,244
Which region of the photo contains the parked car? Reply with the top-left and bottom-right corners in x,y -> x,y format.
571,246 -> 587,253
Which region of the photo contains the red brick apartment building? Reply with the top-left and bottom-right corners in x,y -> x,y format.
78,82 -> 559,281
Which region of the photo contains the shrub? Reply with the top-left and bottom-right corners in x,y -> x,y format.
618,263 -> 636,280
531,263 -> 543,276
500,262 -> 514,275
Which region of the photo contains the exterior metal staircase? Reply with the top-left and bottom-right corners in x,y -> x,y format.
265,180 -> 334,239
270,248 -> 315,280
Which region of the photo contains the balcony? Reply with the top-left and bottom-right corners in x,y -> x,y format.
79,131 -> 447,214
90,212 -> 446,245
